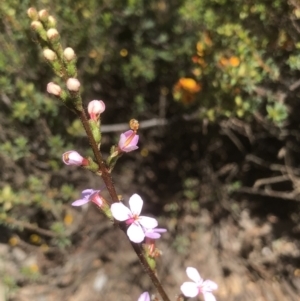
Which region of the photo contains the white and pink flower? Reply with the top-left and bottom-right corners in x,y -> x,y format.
111,194 -> 157,243
180,267 -> 218,301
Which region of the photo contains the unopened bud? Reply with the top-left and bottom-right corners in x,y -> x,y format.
48,15 -> 57,27
31,20 -> 43,31
64,47 -> 76,61
62,151 -> 87,166
88,100 -> 105,121
38,9 -> 49,22
47,28 -> 59,40
66,78 -> 80,92
47,82 -> 62,96
27,7 -> 38,20
43,49 -> 57,61
129,119 -> 139,131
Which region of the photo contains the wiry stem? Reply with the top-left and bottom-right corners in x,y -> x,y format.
77,108 -> 171,301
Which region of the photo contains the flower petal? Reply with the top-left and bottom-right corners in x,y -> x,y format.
202,280 -> 218,292
186,267 -> 202,283
71,198 -> 90,206
118,133 -> 127,147
129,194 -> 143,215
123,145 -> 139,152
180,282 -> 199,298
131,135 -> 139,145
81,189 -> 96,197
144,231 -> 161,239
139,216 -> 158,229
203,292 -> 217,301
127,223 -> 145,243
137,292 -> 150,301
111,203 -> 132,221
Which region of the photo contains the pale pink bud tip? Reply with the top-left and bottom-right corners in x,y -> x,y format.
31,21 -> 43,30
46,28 -> 59,40
63,48 -> 76,61
48,16 -> 57,27
38,9 -> 48,21
66,78 -> 81,92
62,151 -> 85,166
47,82 -> 62,96
43,49 -> 57,61
88,100 -> 105,121
27,8 -> 38,20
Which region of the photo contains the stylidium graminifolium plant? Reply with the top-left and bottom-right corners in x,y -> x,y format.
27,7 -> 218,301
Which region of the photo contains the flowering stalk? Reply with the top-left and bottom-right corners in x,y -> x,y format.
28,8 -> 171,301
77,108 -> 171,301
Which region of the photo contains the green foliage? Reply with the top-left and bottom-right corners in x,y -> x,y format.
174,0 -> 293,126
0,0 -> 298,256
0,137 -> 30,161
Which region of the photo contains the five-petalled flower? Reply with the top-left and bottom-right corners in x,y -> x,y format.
72,189 -> 103,207
180,267 -> 218,301
111,194 -> 157,243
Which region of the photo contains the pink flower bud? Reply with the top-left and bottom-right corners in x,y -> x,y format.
31,21 -> 43,31
66,78 -> 81,92
88,100 -> 105,121
43,49 -> 57,61
27,8 -> 38,20
48,16 -> 57,27
46,28 -> 59,40
62,150 -> 87,166
63,47 -> 76,61
118,130 -> 139,153
38,9 -> 48,21
47,82 -> 62,96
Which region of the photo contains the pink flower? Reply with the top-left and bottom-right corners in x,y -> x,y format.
72,189 -> 103,207
144,227 -> 167,239
88,100 -> 105,121
181,267 -> 218,301
137,292 -> 150,301
118,130 -> 139,153
111,194 -> 157,243
62,150 -> 87,166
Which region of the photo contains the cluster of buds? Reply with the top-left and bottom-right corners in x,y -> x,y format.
62,101 -> 139,172
28,7 -> 81,111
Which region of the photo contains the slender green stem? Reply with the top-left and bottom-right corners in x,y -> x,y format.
77,109 -> 171,301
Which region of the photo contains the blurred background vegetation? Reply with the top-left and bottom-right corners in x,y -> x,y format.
1,0 -> 300,299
